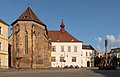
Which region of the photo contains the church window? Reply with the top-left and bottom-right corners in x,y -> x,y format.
0,27 -> 2,34
0,42 -> 1,50
51,46 -> 56,52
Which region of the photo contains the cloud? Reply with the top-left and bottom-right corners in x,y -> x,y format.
96,45 -> 104,53
95,35 -> 120,54
95,37 -> 102,43
106,34 -> 120,48
106,35 -> 116,43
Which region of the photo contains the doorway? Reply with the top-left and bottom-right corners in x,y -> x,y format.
87,61 -> 90,67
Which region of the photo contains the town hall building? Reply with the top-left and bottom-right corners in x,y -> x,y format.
48,20 -> 95,68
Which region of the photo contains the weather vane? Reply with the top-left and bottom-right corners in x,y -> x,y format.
61,16 -> 63,19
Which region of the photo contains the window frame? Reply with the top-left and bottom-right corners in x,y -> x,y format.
51,57 -> 56,62
0,26 -> 1,34
0,42 -> 1,50
86,52 -> 88,57
51,46 -> 56,52
68,46 -> 71,52
74,46 -> 77,52
72,57 -> 76,62
60,57 -> 64,62
61,46 -> 64,52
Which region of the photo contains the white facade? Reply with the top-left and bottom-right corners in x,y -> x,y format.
0,20 -> 9,68
81,49 -> 94,67
51,42 -> 82,68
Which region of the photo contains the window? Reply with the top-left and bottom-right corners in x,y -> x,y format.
25,31 -> 28,54
0,58 -> 1,67
89,52 -> 92,56
81,54 -> 83,56
60,57 -> 64,62
61,46 -> 64,52
72,57 -> 76,62
81,60 -> 83,64
86,52 -> 88,57
74,46 -> 77,52
0,27 -> 1,34
51,57 -> 56,62
0,42 -> 1,50
68,46 -> 71,52
51,46 -> 56,52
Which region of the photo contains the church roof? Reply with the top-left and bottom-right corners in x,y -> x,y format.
48,30 -> 82,42
0,19 -> 9,26
11,7 -> 46,26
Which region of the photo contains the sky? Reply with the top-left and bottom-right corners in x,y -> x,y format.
0,0 -> 120,54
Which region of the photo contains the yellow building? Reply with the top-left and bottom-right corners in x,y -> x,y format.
0,19 -> 9,68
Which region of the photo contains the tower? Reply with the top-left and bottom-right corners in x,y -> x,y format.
105,38 -> 108,61
60,19 -> 65,32
9,7 -> 51,68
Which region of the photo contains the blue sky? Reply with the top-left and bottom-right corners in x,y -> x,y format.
0,0 -> 120,53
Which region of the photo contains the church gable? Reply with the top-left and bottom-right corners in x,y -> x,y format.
9,7 -> 51,68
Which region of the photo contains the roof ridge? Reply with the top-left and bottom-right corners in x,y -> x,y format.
11,7 -> 46,26
28,7 -> 33,20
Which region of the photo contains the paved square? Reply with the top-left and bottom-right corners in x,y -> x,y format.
0,68 -> 120,77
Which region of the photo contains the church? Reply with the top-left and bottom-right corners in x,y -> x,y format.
8,7 -> 51,68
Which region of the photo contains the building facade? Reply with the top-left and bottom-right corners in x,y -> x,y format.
48,20 -> 95,68
0,19 -> 9,68
82,45 -> 95,67
110,48 -> 120,58
8,7 -> 51,68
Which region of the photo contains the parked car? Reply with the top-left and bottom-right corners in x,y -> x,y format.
69,65 -> 74,68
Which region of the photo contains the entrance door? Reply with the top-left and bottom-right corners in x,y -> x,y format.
87,61 -> 90,67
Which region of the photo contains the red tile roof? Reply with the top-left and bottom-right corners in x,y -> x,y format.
11,7 -> 46,26
48,30 -> 82,42
82,45 -> 99,56
82,45 -> 95,50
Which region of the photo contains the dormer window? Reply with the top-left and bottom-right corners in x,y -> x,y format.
57,39 -> 60,41
23,16 -> 29,19
71,39 -> 74,41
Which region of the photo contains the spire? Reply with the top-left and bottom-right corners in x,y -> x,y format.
60,19 -> 65,32
11,7 -> 46,26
